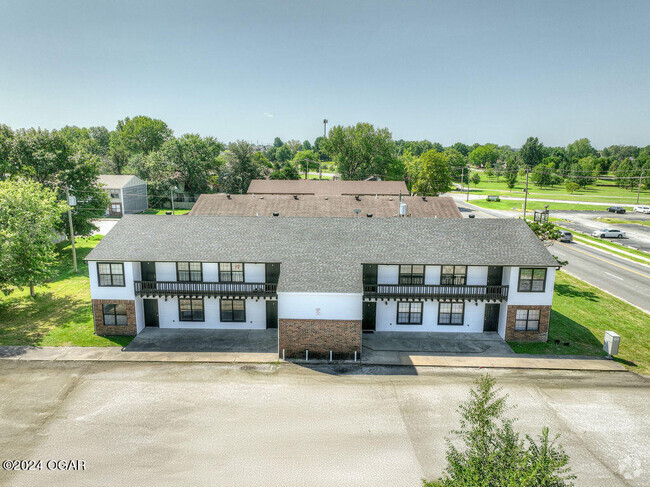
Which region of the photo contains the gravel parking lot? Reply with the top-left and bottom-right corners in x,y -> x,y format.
0,362 -> 648,487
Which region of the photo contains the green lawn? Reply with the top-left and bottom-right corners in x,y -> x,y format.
509,272 -> 650,375
300,172 -> 334,180
467,173 -> 650,204
0,237 -> 133,347
468,199 -> 631,212
143,208 -> 191,215
598,217 -> 650,228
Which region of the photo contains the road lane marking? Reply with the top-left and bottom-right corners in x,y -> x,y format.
556,242 -> 650,280
604,272 -> 624,281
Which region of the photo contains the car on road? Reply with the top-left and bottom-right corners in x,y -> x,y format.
633,205 -> 650,214
607,206 -> 626,214
558,230 -> 573,242
592,228 -> 626,238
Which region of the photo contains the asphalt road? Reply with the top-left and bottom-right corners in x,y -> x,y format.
0,361 -> 648,487
456,200 -> 650,311
551,241 -> 650,313
556,211 -> 650,252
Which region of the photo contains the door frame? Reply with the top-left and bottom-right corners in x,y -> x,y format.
362,301 -> 377,332
483,303 -> 500,332
143,299 -> 159,327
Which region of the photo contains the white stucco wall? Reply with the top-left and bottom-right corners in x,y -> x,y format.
135,297 -> 145,333
157,297 -> 267,329
245,263 -> 265,283
278,293 -> 362,321
155,262 -> 177,281
466,266 -> 488,285
376,265 -> 489,286
203,263 -> 218,282
377,265 -> 399,285
88,261 -> 137,300
374,300 -> 487,332
505,267 -> 555,306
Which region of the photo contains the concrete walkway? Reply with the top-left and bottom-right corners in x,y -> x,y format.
0,345 -> 626,371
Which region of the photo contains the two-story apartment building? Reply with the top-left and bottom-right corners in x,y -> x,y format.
85,215 -> 559,358
97,175 -> 148,216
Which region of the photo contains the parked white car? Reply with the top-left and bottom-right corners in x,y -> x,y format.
633,205 -> 650,214
592,228 -> 626,238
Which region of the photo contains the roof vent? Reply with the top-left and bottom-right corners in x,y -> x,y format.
273,212 -> 279,216
260,196 -> 264,199
293,195 -> 298,200
389,197 -> 393,201
355,195 -> 361,201
367,213 -> 373,218
226,194 -> 231,199
468,214 -> 475,219
422,196 -> 427,201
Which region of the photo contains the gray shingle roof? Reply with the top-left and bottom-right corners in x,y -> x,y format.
98,175 -> 139,189
247,179 -> 409,196
86,215 -> 558,293
188,194 -> 462,218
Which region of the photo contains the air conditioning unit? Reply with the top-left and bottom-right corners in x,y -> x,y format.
603,331 -> 620,356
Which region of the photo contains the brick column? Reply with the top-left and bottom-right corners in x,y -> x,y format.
505,305 -> 551,342
92,299 -> 137,336
279,319 -> 362,359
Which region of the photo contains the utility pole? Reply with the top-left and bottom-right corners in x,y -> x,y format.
460,167 -> 464,192
170,187 -> 176,215
637,170 -> 644,204
65,186 -> 77,273
321,119 -> 328,180
466,170 -> 470,202
523,166 -> 530,220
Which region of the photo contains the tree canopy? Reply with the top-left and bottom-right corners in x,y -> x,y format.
410,150 -> 453,196
0,180 -> 68,297
324,122 -> 397,180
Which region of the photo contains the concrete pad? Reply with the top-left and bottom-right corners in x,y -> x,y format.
52,347 -> 111,361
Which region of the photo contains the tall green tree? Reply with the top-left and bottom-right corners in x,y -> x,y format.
468,144 -> 498,168
220,140 -> 266,194
411,150 -> 453,196
452,142 -> 470,157
10,128 -> 108,236
146,134 -> 224,195
444,148 -> 468,182
566,138 -> 596,162
324,122 -> 397,180
113,116 -> 173,155
292,150 -> 319,177
0,124 -> 15,180
520,137 -> 544,168
424,375 -> 574,487
273,137 -> 283,148
0,180 -> 68,297
569,156 -> 598,188
275,145 -> 292,163
504,157 -> 519,191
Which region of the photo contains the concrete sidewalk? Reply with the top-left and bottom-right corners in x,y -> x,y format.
0,346 -> 627,371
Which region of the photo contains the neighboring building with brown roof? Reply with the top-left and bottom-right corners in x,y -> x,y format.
247,179 -> 409,196
189,194 -> 461,218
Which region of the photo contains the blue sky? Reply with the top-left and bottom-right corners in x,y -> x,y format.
1,0 -> 648,148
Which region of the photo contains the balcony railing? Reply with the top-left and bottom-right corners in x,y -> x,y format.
363,284 -> 509,301
134,281 -> 277,298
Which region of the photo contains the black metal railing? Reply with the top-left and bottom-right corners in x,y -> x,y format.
134,281 -> 277,298
363,284 -> 509,301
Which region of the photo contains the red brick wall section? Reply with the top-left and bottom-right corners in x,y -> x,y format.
505,305 -> 551,342
92,299 -> 137,336
279,319 -> 362,359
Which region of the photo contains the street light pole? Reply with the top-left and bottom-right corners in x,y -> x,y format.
170,187 -> 176,215
65,186 -> 77,273
637,170 -> 644,204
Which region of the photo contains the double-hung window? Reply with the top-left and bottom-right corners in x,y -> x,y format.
179,298 -> 204,321
220,299 -> 246,322
515,309 -> 540,331
177,262 -> 202,282
399,265 -> 424,285
438,302 -> 464,325
102,303 -> 127,326
109,190 -> 120,199
396,302 -> 423,324
219,263 -> 244,282
441,265 -> 467,285
518,268 -> 547,292
97,263 -> 125,287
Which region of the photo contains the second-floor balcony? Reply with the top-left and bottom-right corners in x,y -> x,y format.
134,281 -> 277,298
363,284 -> 509,302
